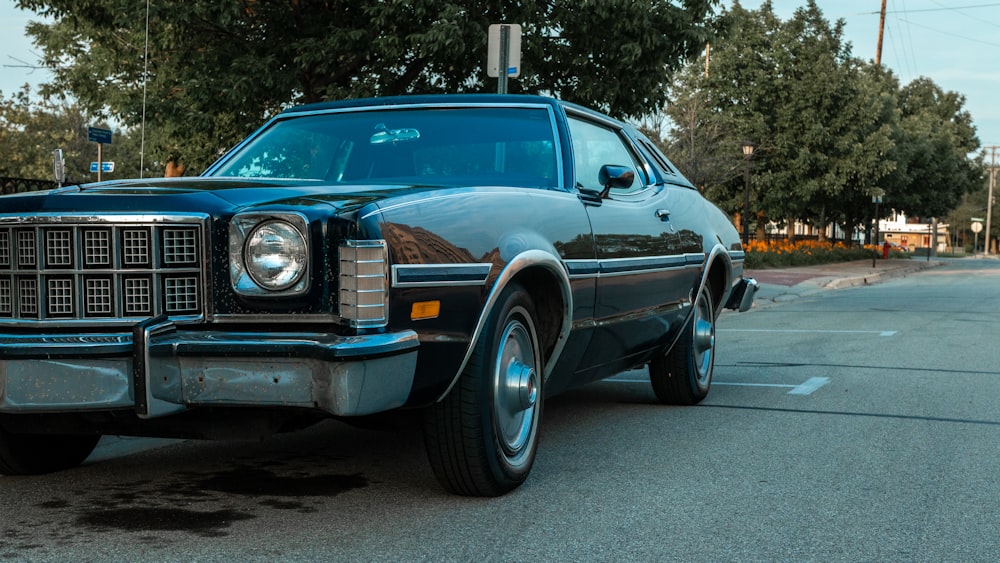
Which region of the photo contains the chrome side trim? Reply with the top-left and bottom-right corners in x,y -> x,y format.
391,263 -> 492,288
563,253 -> 706,279
435,249 -> 573,402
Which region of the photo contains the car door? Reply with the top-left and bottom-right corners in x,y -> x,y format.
566,113 -> 701,378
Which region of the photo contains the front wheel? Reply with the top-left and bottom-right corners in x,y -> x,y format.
0,428 -> 101,475
649,284 -> 716,405
423,283 -> 543,496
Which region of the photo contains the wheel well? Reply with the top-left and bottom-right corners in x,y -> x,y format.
706,258 -> 728,313
511,267 -> 564,366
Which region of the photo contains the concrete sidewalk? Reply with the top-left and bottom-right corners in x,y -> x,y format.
745,258 -> 943,306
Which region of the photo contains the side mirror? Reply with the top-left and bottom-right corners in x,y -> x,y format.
53,149 -> 66,186
597,164 -> 634,198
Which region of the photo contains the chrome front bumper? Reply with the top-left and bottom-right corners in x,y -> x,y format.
0,318 -> 419,419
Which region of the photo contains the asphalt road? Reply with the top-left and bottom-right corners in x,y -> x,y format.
2,258 -> 999,561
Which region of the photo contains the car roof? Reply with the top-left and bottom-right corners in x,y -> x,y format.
279,94 -> 621,125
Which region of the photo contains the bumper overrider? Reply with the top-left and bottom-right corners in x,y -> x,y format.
725,277 -> 759,312
0,316 -> 419,418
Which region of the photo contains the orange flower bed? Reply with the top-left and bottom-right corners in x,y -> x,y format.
744,239 -> 873,268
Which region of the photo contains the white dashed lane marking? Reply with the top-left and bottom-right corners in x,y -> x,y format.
719,329 -> 897,337
608,375 -> 831,396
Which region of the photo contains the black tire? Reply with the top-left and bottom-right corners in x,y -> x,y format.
423,283 -> 543,496
649,284 -> 716,405
0,428 -> 100,475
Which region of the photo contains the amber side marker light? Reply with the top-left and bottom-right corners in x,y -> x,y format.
411,300 -> 441,320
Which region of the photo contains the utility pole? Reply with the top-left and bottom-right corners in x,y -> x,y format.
988,146 -> 998,255
876,0 -> 887,65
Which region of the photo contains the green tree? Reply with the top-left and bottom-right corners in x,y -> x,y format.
646,60 -> 741,195
0,85 -> 142,186
660,0 -> 981,243
16,0 -> 720,174
887,78 -> 983,219
680,0 -> 872,239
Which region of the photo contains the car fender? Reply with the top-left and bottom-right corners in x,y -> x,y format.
696,243 -> 736,319
434,248 -> 573,403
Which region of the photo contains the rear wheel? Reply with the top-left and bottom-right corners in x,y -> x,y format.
649,284 -> 716,405
0,428 -> 100,475
423,283 -> 543,496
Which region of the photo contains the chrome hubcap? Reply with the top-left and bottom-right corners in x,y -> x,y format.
493,314 -> 538,464
508,361 -> 538,411
693,291 -> 715,387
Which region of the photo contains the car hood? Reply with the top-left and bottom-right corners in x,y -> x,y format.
0,177 -> 451,216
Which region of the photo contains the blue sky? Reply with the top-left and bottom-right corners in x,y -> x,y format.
2,1 -> 999,147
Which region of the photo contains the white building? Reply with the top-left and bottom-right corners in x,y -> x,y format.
878,211 -> 949,253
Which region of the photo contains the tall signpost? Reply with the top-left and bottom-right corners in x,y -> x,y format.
487,24 -> 521,94
871,189 -> 884,267
972,219 -> 984,253
88,126 -> 113,182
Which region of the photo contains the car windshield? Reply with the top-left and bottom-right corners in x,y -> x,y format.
208,106 -> 560,189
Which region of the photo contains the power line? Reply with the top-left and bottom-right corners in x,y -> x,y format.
889,0 -> 919,79
858,2 -> 1000,15
930,0 -> 1000,27
898,17 -> 1000,47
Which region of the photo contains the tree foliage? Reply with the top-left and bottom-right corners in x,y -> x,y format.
16,0 -> 720,173
0,85 -> 142,185
655,0 -> 984,241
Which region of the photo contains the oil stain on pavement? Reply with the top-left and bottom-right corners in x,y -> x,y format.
2,456 -> 370,559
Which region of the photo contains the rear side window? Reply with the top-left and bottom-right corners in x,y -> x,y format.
636,136 -> 679,178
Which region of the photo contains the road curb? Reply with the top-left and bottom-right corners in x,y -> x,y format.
749,260 -> 944,309
823,260 -> 943,290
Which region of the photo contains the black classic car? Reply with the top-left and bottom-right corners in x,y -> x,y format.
0,94 -> 756,496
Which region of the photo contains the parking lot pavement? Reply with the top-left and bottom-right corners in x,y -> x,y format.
745,258 -> 944,306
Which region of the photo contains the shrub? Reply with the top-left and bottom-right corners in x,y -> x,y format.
744,240 -> 901,269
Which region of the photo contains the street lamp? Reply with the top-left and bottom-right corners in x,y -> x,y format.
741,141 -> 755,246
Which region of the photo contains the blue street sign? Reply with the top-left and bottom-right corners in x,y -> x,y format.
90,162 -> 115,173
88,126 -> 113,144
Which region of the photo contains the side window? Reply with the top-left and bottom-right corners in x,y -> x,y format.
567,116 -> 646,194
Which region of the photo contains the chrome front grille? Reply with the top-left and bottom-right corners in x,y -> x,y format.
0,217 -> 207,324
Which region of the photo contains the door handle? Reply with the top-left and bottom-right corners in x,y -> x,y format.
655,209 -> 671,221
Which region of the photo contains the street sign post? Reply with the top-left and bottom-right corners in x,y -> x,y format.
88,126 -> 113,181
972,220 -> 984,253
90,162 -> 115,173
87,127 -> 112,144
487,24 -> 521,94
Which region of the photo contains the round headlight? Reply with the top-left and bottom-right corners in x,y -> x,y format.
244,220 -> 308,291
